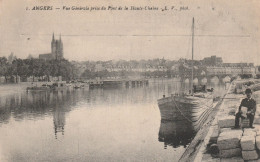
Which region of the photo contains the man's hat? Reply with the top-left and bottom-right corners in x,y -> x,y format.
245,88 -> 252,94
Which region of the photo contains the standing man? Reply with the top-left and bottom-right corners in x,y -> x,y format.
234,88 -> 256,128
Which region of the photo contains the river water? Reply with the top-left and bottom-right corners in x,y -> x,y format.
0,79 -> 227,162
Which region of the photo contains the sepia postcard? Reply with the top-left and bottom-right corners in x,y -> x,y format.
0,0 -> 260,161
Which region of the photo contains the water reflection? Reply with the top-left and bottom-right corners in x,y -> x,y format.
53,105 -> 66,138
0,84 -> 163,139
158,120 -> 195,149
0,79 -> 227,161
0,90 -> 74,138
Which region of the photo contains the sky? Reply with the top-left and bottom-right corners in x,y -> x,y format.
0,0 -> 259,64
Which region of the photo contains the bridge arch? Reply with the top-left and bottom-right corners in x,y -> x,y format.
222,75 -> 231,83
184,78 -> 189,83
200,77 -> 208,85
193,78 -> 199,85
210,76 -> 219,83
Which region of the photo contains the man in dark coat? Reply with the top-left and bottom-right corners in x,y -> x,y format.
234,88 -> 256,128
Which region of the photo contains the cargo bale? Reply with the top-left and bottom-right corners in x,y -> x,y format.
240,135 -> 255,151
242,150 -> 258,161
243,129 -> 257,136
256,130 -> 260,136
217,130 -> 243,150
219,128 -> 232,133
247,159 -> 260,162
201,153 -> 220,162
220,157 -> 244,162
218,116 -> 235,128
219,148 -> 241,158
254,118 -> 260,124
255,136 -> 260,150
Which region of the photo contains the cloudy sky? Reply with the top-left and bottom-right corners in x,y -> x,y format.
0,0 -> 259,64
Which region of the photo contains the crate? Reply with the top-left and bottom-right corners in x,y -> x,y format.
241,118 -> 250,128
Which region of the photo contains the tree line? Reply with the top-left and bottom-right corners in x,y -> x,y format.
0,57 -> 77,81
0,56 -> 176,82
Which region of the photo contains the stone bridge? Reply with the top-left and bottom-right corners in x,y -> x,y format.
178,65 -> 254,84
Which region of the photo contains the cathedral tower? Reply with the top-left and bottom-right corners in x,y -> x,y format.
51,33 -> 64,60
39,33 -> 64,60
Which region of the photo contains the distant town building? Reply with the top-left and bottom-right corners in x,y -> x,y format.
158,65 -> 167,71
202,55 -> 223,66
222,63 -> 254,67
145,65 -> 157,72
177,63 -> 202,78
39,33 -> 64,60
95,64 -> 105,72
206,66 -> 255,76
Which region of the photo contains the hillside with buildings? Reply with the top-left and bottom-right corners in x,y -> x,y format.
0,33 -> 259,83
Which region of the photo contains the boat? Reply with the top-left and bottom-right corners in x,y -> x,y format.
157,18 -> 214,130
88,80 -> 123,89
51,81 -> 68,91
26,82 -> 52,91
89,80 -> 104,89
26,81 -> 68,91
26,85 -> 50,91
73,83 -> 85,89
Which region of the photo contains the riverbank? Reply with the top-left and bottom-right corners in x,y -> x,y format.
185,81 -> 260,161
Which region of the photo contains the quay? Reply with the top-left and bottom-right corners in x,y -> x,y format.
25,79 -> 149,90
89,79 -> 149,88
179,80 -> 260,162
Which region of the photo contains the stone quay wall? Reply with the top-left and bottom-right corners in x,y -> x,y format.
195,80 -> 260,162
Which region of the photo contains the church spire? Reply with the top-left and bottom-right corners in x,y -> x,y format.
59,34 -> 62,42
52,32 -> 55,42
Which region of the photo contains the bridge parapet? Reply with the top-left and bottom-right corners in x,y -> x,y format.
179,66 -> 255,84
